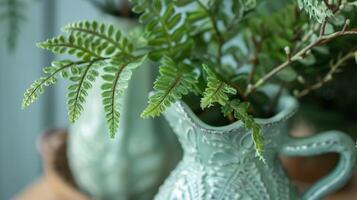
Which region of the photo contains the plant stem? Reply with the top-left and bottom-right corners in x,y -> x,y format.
319,19 -> 327,37
295,50 -> 356,98
245,29 -> 357,97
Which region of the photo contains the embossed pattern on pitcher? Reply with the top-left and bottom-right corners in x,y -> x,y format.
155,97 -> 299,200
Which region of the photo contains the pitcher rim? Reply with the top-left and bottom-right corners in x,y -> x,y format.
173,93 -> 298,134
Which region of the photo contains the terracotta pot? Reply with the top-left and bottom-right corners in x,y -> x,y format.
40,129 -> 91,200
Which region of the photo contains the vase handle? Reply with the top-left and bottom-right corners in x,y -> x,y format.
280,130 -> 356,200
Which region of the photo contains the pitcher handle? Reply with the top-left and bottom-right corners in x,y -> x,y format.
280,130 -> 356,200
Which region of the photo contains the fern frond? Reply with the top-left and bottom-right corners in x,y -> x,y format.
223,100 -> 265,162
67,61 -> 99,123
29,19 -> 142,136
231,0 -> 257,13
201,64 -> 236,109
141,56 -> 197,117
297,0 -> 333,23
132,0 -> 191,60
22,60 -> 83,109
241,0 -> 257,11
63,21 -> 133,55
101,55 -> 147,137
37,35 -> 103,60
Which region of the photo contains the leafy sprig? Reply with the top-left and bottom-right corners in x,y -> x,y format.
200,64 -> 236,109
22,60 -> 92,109
23,21 -> 145,136
63,21 -> 133,55
141,56 -> 197,117
222,100 -> 264,161
132,0 -> 191,61
102,56 -> 147,137
297,0 -> 333,23
67,60 -> 99,123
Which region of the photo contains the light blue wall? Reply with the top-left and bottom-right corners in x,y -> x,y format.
0,0 -> 98,199
0,1 -> 46,199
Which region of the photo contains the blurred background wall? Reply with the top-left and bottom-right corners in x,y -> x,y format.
0,0 -> 99,199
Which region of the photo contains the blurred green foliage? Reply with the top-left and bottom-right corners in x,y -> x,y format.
0,0 -> 26,51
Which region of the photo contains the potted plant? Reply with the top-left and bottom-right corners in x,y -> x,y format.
22,0 -> 357,199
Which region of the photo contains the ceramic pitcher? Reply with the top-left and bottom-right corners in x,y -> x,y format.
155,94 -> 356,200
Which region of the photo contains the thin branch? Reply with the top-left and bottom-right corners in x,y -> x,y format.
295,51 -> 356,98
319,19 -> 327,36
245,27 -> 357,97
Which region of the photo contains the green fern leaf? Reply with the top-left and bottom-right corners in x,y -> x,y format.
22,60 -> 80,109
132,0 -> 191,60
141,56 -> 197,118
297,0 -> 333,23
101,55 -> 147,137
27,19 -> 141,134
63,21 -> 133,55
67,61 -> 99,123
231,0 -> 257,13
242,0 -> 257,10
224,100 -> 265,162
37,35 -> 103,60
201,64 -> 236,109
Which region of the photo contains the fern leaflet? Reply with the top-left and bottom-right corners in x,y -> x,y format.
22,60 -> 87,109
201,64 -> 236,109
297,0 -> 333,23
37,35 -> 103,60
223,100 -> 265,162
132,0 -> 191,60
24,20 -> 141,138
67,61 -> 99,123
101,55 -> 147,137
141,56 -> 197,117
63,21 -> 133,56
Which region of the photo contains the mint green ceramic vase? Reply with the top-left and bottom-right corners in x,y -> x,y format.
68,64 -> 181,200
155,94 -> 356,200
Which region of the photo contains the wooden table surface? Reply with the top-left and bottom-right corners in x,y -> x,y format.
14,178 -> 61,200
